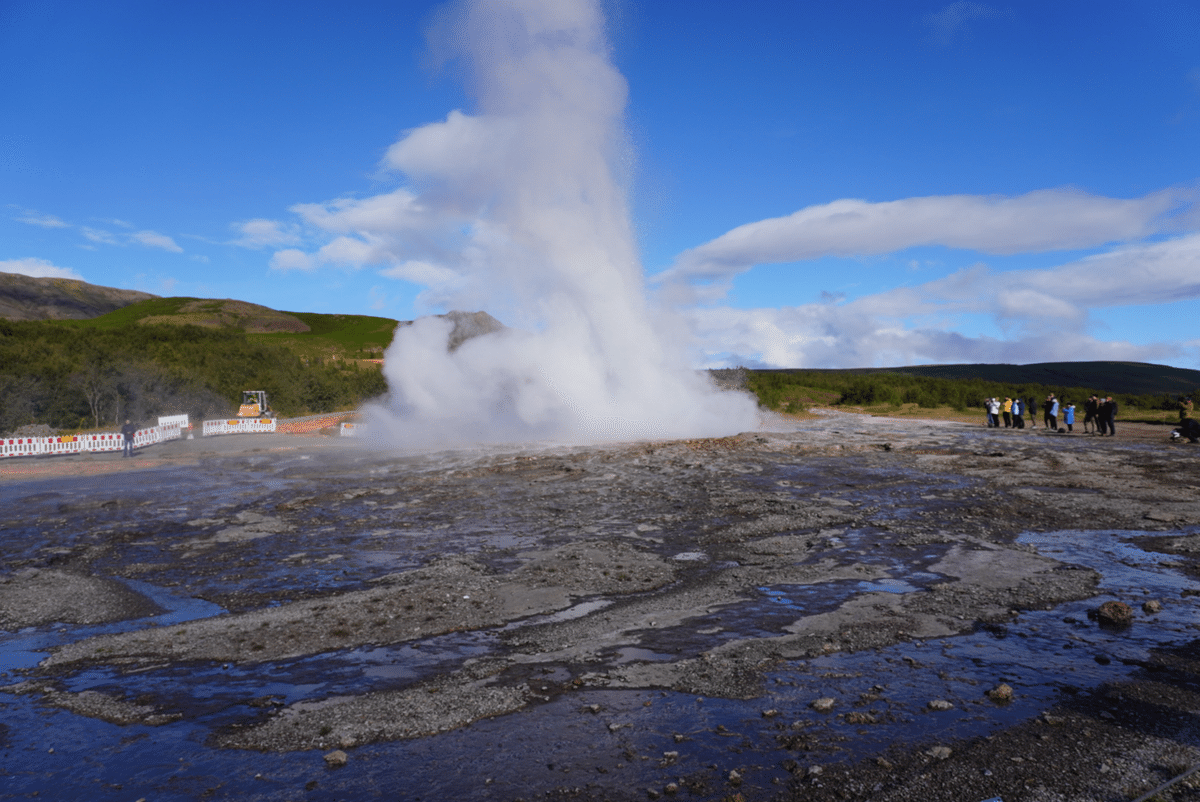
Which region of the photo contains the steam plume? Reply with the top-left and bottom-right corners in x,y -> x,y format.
369,0 -> 758,446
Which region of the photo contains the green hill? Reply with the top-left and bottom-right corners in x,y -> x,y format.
0,308 -> 392,434
0,291 -> 511,436
77,297 -> 399,363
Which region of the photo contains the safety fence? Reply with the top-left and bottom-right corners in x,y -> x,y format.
340,422 -> 359,437
201,418 -> 277,437
0,423 -> 184,459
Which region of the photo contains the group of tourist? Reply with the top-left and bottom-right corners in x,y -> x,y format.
984,394 -> 1118,435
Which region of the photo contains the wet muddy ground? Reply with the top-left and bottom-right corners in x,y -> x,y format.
1,413 -> 1199,801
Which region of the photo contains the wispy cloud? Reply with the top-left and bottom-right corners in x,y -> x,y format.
0,257 -> 84,280
81,226 -> 119,245
12,206 -> 188,255
661,187 -> 1195,290
131,230 -> 183,253
15,211 -> 70,228
924,1 -> 1009,45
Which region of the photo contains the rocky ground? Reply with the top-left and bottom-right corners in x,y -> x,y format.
0,412 -> 1198,801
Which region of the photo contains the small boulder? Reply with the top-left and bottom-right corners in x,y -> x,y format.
928,699 -> 954,711
810,697 -> 836,712
323,750 -> 348,768
986,683 -> 1014,703
925,746 -> 952,760
1095,601 -> 1134,626
1142,599 -> 1163,614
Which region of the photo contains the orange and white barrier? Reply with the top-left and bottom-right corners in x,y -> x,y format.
339,422 -> 358,437
0,424 -> 183,459
201,418 -> 277,437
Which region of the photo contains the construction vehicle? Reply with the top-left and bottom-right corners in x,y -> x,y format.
237,390 -> 274,419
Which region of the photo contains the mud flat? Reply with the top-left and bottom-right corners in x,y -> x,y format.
1,413 -> 1198,801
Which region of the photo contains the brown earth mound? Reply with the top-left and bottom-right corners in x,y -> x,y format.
139,299 -> 310,333
0,272 -> 155,321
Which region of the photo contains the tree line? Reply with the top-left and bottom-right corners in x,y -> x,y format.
746,369 -> 1197,416
0,319 -> 387,436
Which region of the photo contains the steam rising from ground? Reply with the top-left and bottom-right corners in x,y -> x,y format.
367,0 -> 758,447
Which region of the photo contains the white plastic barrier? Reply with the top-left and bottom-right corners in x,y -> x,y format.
0,424 -> 182,459
201,418 -> 277,437
339,422 -> 358,437
1,438 -> 44,458
158,414 -> 188,434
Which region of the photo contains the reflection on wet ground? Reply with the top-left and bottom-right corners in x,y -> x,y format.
2,419 -> 1199,800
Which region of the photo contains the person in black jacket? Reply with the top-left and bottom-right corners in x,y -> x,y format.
1099,397 -> 1117,436
1083,395 -> 1099,434
121,419 -> 137,457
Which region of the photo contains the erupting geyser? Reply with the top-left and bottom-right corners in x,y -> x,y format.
368,0 -> 758,446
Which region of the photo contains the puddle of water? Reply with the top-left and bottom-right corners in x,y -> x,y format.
856,577 -> 923,594
52,629 -> 500,722
0,579 -> 225,675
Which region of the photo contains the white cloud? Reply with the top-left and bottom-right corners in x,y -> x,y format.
269,249 -> 315,272
0,257 -> 84,280
316,235 -> 386,266
291,189 -> 435,236
678,232 -> 1200,369
378,259 -> 461,287
16,211 -> 69,228
684,302 -> 1183,371
664,188 -> 1193,287
675,231 -> 1200,369
131,230 -> 183,253
231,218 -> 301,249
1023,233 -> 1200,308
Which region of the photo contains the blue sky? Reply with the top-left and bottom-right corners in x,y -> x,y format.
3,0 -> 1198,370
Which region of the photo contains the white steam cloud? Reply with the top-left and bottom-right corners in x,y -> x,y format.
363,0 -> 757,446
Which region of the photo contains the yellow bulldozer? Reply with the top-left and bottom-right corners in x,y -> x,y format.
237,390 -> 274,419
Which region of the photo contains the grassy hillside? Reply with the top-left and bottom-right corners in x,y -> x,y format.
0,317 -> 388,435
78,297 -> 399,363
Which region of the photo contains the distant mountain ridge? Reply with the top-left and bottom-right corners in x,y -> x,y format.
0,271 -> 156,321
